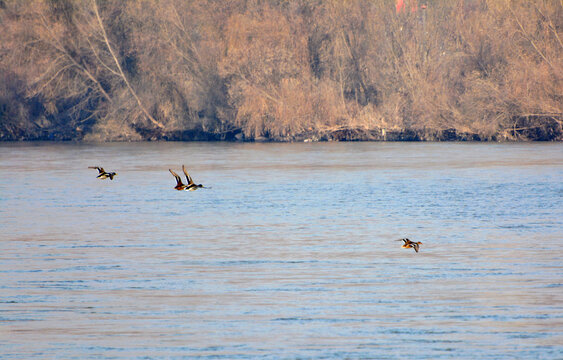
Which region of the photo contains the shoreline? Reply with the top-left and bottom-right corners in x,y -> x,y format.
2,124 -> 561,142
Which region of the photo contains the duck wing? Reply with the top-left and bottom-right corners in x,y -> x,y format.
89,166 -> 105,174
169,169 -> 183,186
182,165 -> 194,185
396,238 -> 411,245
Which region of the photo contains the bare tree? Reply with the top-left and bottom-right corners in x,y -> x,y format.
1,0 -> 560,141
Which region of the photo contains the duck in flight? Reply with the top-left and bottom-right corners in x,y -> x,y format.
397,238 -> 422,253
89,166 -> 117,180
169,165 -> 205,191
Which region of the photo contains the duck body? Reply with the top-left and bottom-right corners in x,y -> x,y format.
186,183 -> 204,191
98,172 -> 117,180
398,238 -> 422,252
89,166 -> 117,180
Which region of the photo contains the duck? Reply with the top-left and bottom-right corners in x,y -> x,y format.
398,238 -> 422,253
169,168 -> 188,190
89,166 -> 117,180
182,165 -> 205,191
169,165 -> 205,191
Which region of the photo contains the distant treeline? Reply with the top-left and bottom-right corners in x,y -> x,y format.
0,0 -> 561,141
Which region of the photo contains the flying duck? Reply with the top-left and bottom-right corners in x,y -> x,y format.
169,168 -> 188,190
89,166 -> 117,180
398,238 -> 422,253
169,165 -> 205,191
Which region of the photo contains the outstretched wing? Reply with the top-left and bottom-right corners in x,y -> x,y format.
169,169 -> 183,186
412,243 -> 420,252
396,238 -> 411,245
89,166 -> 105,174
182,165 -> 194,185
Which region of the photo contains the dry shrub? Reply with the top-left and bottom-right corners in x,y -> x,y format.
1,0 -> 561,140
219,4 -> 310,138
83,117 -> 143,142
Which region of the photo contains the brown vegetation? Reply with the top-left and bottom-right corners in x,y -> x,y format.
0,0 -> 561,141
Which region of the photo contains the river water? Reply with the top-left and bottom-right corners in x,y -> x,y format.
1,142 -> 562,359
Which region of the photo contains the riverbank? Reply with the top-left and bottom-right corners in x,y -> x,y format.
2,118 -> 561,142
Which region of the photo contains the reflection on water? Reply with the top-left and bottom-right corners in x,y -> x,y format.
1,142 -> 562,359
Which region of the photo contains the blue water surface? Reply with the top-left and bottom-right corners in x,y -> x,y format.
1,142 -> 562,359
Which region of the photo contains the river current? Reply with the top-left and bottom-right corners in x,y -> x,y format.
1,142 -> 562,359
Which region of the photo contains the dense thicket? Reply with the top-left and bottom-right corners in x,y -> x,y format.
1,0 -> 561,141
